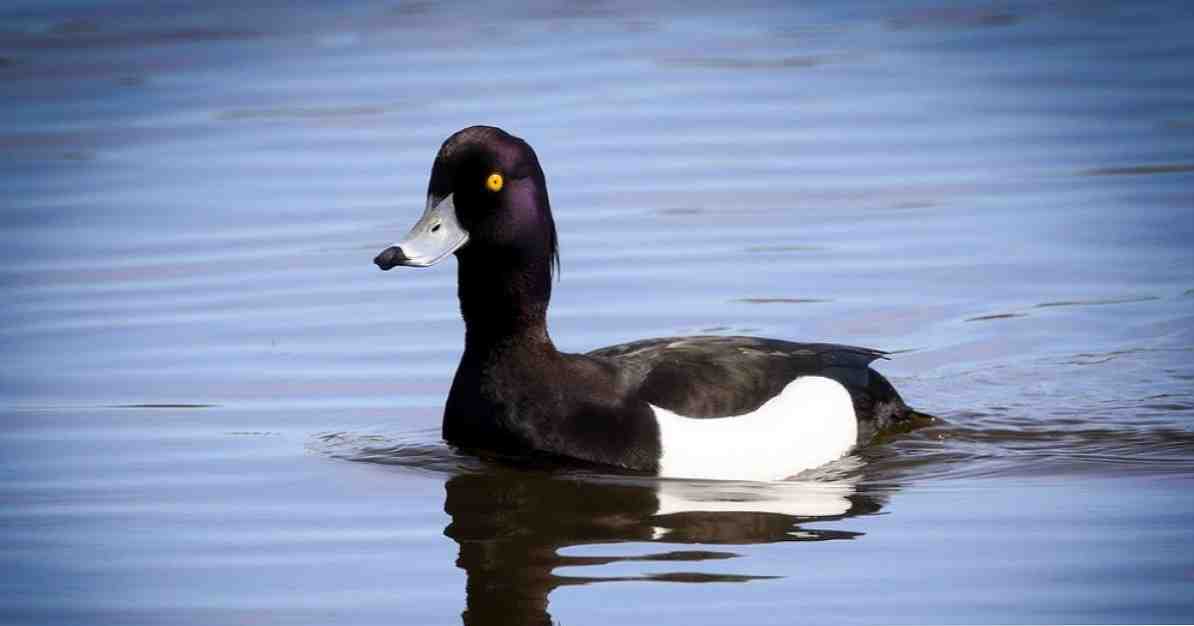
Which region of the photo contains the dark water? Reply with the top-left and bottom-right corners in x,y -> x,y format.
3,1 -> 1194,624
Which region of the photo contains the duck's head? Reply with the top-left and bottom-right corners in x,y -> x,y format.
374,126 -> 558,275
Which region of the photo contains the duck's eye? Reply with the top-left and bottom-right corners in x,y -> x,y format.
486,173 -> 504,192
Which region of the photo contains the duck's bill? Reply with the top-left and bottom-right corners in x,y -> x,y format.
374,193 -> 469,270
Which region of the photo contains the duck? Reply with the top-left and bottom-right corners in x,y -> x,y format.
374,125 -> 925,481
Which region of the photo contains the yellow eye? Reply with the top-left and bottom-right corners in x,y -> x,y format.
486,172 -> 504,192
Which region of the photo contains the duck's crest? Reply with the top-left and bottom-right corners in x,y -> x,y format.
439,125 -> 560,281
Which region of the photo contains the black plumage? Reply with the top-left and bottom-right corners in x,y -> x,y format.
588,336 -> 909,443
375,125 -> 921,475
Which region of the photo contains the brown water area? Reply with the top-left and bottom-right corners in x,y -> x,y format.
3,1 -> 1194,624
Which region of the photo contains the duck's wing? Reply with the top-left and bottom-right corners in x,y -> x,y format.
587,335 -> 905,429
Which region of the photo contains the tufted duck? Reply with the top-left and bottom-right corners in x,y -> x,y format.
374,126 -> 924,481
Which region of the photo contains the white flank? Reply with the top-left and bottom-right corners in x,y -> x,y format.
653,376 -> 857,481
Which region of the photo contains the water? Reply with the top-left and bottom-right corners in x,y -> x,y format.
3,1 -> 1194,624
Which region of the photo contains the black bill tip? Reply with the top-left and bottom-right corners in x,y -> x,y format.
373,246 -> 408,271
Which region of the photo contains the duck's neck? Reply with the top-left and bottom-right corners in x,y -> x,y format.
456,247 -> 556,356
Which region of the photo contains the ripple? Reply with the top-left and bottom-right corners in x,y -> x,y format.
657,54 -> 846,70
105,403 -> 215,409
308,428 -> 489,476
732,297 -> 832,304
965,312 -> 1027,322
1035,296 -> 1161,308
884,8 -> 1021,30
1084,163 -> 1194,176
310,428 -> 879,520
216,105 -> 390,122
744,244 -> 825,253
865,414 -> 1194,482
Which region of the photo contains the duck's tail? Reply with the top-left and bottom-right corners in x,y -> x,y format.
854,368 -> 938,442
904,407 -> 937,423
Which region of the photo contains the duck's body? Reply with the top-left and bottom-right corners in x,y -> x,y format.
375,125 -> 921,481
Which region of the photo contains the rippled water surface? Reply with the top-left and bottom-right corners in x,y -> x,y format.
3,1 -> 1194,624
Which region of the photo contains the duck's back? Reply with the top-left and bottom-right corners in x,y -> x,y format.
587,335 -> 911,443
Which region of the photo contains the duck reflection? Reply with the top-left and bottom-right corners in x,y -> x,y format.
442,465 -> 887,626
